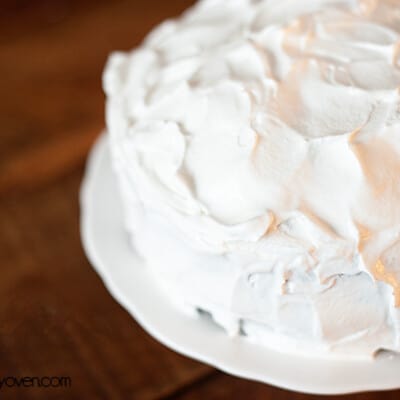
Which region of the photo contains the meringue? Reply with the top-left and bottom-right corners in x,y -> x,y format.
104,0 -> 400,358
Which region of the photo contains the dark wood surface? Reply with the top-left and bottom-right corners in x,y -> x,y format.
0,1 -> 399,398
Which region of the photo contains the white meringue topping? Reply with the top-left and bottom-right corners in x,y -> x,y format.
104,0 -> 400,357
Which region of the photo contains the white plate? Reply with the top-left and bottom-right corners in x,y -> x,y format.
80,134 -> 400,395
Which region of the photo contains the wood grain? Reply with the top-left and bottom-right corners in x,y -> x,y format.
0,0 -> 399,399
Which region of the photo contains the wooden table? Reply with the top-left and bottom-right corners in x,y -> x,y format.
0,1 -> 399,398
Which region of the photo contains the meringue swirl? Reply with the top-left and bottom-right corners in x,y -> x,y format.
104,0 -> 400,357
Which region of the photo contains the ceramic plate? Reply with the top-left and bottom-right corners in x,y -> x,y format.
80,134 -> 400,395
